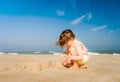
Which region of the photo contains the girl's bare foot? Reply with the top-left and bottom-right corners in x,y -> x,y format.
79,65 -> 88,69
69,66 -> 79,70
69,63 -> 79,70
63,63 -> 73,68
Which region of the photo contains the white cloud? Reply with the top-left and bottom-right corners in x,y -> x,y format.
71,12 -> 92,25
92,25 -> 108,31
57,10 -> 64,16
86,12 -> 92,20
71,15 -> 85,25
109,29 -> 120,34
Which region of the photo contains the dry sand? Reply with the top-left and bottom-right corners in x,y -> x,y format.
0,54 -> 120,82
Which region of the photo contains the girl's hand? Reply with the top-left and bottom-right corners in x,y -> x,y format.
59,54 -> 67,61
67,57 -> 72,63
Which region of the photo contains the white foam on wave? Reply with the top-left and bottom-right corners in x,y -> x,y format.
113,53 -> 120,55
7,53 -> 18,55
52,52 -> 62,55
34,52 -> 41,54
89,52 -> 120,55
88,52 -> 100,55
48,51 -> 54,54
0,52 -> 5,55
49,51 -> 62,55
48,51 -> 61,55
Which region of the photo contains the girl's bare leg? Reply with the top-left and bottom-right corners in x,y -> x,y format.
69,60 -> 79,69
59,54 -> 67,61
63,57 -> 73,68
68,56 -> 82,69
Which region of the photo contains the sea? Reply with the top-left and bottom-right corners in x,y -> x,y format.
0,50 -> 120,55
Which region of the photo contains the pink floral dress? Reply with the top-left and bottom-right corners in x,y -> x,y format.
73,39 -> 88,56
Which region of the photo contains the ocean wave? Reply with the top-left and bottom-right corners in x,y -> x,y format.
88,52 -> 100,55
113,53 -> 120,55
89,52 -> 120,55
0,52 -> 5,55
52,52 -> 62,55
48,51 -> 62,55
7,53 -> 18,55
34,52 -> 41,54
48,51 -> 54,54
48,51 -> 61,55
0,51 -> 119,55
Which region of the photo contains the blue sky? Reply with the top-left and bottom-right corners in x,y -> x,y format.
0,0 -> 120,51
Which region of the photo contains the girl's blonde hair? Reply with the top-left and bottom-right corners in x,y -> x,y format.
57,29 -> 75,47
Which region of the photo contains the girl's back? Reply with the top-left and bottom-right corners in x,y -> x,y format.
72,39 -> 88,56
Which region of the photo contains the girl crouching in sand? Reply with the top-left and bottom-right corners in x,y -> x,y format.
57,29 -> 89,69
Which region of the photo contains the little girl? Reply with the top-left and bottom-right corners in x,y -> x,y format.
57,29 -> 89,69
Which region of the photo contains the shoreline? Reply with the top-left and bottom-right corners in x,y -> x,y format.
1,50 -> 120,55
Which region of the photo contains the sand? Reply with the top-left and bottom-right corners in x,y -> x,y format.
0,54 -> 120,82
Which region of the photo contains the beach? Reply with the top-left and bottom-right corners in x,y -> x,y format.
0,54 -> 120,82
